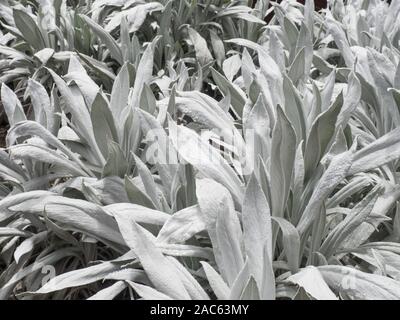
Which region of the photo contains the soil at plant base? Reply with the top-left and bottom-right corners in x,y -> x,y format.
0,125 -> 8,148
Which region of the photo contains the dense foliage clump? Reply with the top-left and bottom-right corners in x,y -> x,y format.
0,0 -> 400,300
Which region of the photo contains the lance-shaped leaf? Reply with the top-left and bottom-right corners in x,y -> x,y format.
200,261 -> 230,300
186,27 -> 213,66
105,2 -> 164,33
272,217 -> 300,274
297,146 -> 356,235
1,83 -> 26,126
287,266 -> 338,300
13,9 -> 45,50
196,178 -> 244,286
104,202 -> 169,226
242,174 -> 275,299
157,205 -> 206,244
102,141 -> 128,178
124,175 -> 155,209
91,92 -> 119,158
169,121 -> 244,205
113,214 -> 191,299
166,256 -> 209,300
35,260 -> 125,294
320,186 -> 382,258
0,191 -> 54,222
138,109 -> 178,190
319,265 -> 400,300
25,79 -> 50,127
349,126 -> 400,175
47,68 -> 105,166
64,55 -> 100,108
304,91 -> 343,180
270,106 -> 296,218
110,63 -> 131,123
79,14 -> 123,65
10,196 -> 125,246
7,120 -> 92,176
129,36 -> 160,110
9,144 -> 89,177
243,94 -> 270,173
211,68 -> 247,117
